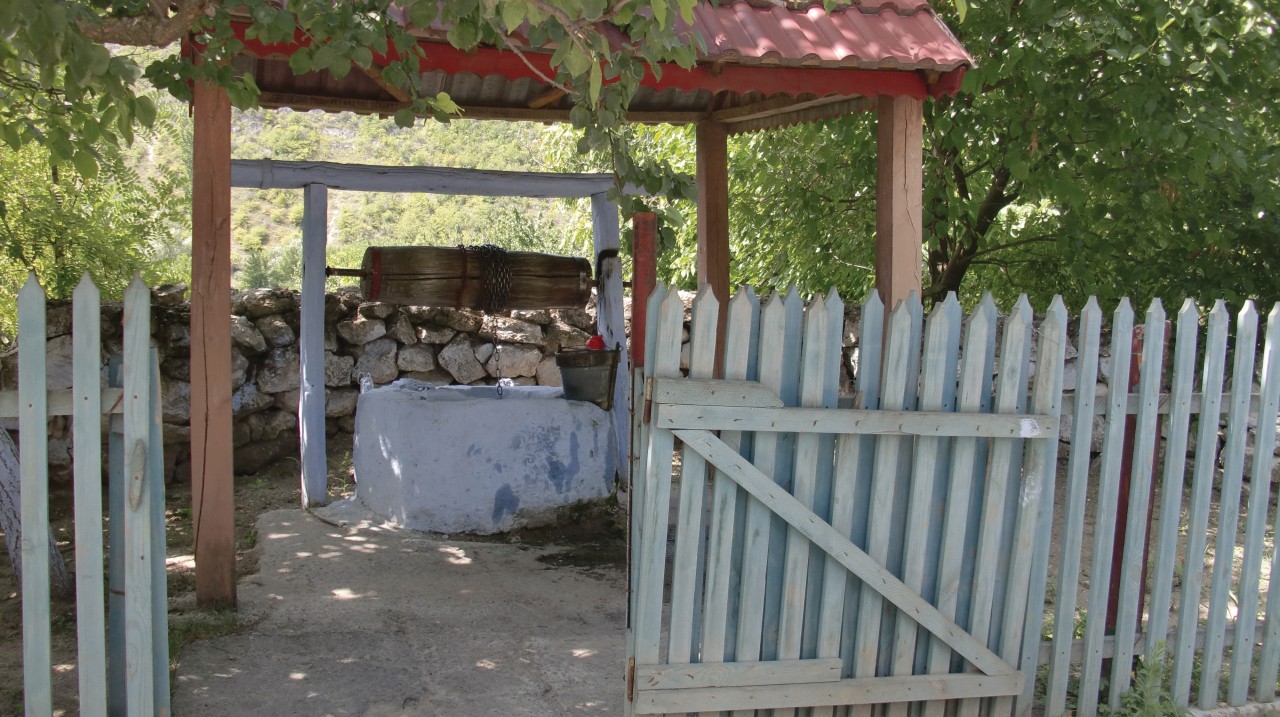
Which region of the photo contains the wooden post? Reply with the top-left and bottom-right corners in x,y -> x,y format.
875,95 -> 924,310
300,183 -> 329,507
190,74 -> 237,608
631,212 -> 658,369
696,120 -> 730,373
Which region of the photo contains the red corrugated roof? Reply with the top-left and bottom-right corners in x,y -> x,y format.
686,0 -> 972,73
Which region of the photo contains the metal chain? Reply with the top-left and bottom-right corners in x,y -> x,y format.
468,244 -> 512,314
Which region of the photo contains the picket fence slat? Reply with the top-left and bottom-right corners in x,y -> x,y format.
148,349 -> 171,715
1173,300 -> 1231,704
1108,301 -> 1168,708
850,301 -> 917,717
72,275 -> 108,717
1232,304 -> 1280,704
669,286 -> 719,669
1045,297 -> 1103,717
18,275 -> 53,717
1145,299 -> 1200,659
1199,303 -> 1259,708
122,277 -> 155,717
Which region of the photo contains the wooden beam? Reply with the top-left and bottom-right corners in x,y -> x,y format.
874,95 -> 924,309
725,97 -> 874,136
190,74 -> 237,609
630,212 -> 658,368
696,119 -> 730,373
528,86 -> 567,109
358,65 -> 412,102
232,159 -> 619,198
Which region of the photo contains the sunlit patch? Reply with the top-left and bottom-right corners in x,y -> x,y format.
289,672 -> 307,680
338,657 -> 358,664
295,552 -> 313,558
331,587 -> 372,600
570,648 -> 597,659
574,702 -> 601,709
166,554 -> 196,569
267,532 -> 300,540
53,663 -> 75,673
318,551 -> 343,559
438,546 -> 472,565
475,658 -> 497,670
343,535 -> 368,543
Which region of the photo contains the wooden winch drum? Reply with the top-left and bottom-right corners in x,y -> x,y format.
359,246 -> 593,309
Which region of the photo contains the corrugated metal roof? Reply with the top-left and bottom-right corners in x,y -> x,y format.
686,0 -> 972,72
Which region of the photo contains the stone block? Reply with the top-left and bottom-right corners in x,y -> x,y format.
325,353 -> 354,387
438,334 -> 486,384
255,314 -> 295,348
258,346 -> 301,394
397,343 -> 436,372
486,344 -> 542,378
416,323 -> 456,345
231,315 -> 267,354
240,288 -> 298,318
354,337 -> 398,384
337,315 -> 387,345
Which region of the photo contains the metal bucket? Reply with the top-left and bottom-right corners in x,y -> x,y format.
556,348 -> 619,410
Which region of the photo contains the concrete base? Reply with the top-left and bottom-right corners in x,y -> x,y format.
351,382 -> 616,534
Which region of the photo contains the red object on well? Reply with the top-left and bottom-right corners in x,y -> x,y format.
586,335 -> 606,351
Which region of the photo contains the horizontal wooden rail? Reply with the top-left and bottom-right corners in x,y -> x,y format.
0,388 -> 126,419
1036,617 -> 1261,666
656,404 -> 1057,439
635,658 -> 842,691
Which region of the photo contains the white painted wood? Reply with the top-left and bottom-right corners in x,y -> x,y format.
148,350 -> 171,715
1077,299 -> 1136,717
0,387 -> 125,418
699,287 -> 759,695
1199,302 -> 1258,708
633,289 -> 686,670
18,274 -> 52,716
232,158 -> 619,197
629,285 -> 666,676
299,182 -> 329,508
888,294 -> 962,717
668,285 -> 719,668
956,295 -> 1033,717
1045,297 -> 1103,717
1173,300 -> 1230,705
654,405 -> 1056,438
637,657 -> 843,690
651,378 -> 783,408
635,668 -> 1023,714
775,295 -> 833,717
106,360 -> 126,716
591,193 -> 631,488
852,301 -> 921,717
1233,304 -> 1280,705
1145,299 -> 1200,660
1108,301 -> 1168,708
1009,298 -> 1069,717
72,276 -> 108,716
122,276 -> 155,717
922,295 -> 996,717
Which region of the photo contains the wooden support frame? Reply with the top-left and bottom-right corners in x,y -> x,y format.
190,74 -> 237,608
875,95 -> 924,309
696,119 -> 731,371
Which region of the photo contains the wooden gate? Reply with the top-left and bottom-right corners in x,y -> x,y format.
626,286 -> 1067,716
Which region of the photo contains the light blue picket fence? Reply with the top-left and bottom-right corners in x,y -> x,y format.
0,274 -> 169,717
629,286 -> 1280,717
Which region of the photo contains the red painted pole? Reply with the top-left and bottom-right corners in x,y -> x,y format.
631,212 -> 658,369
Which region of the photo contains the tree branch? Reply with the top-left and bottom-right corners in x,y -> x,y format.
75,0 -> 217,47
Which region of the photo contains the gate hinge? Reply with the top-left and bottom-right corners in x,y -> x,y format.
642,377 -> 654,425
626,657 -> 636,701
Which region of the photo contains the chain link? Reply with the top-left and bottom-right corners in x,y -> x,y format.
462,244 -> 512,396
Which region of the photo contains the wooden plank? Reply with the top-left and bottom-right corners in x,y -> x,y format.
106,360 -> 126,717
1233,305 -> 1280,705
630,213 -> 659,368
72,276 -> 108,716
851,301 -> 921,717
1108,301 -> 1169,708
956,296 -> 1033,717
654,405 -> 1056,438
1199,302 -> 1259,709
1005,299 -> 1068,717
1145,299 -> 1200,660
775,295 -> 834,717
668,286 -> 719,667
632,289 -> 686,669
637,658 -> 843,690
1077,299 -> 1136,717
651,378 -> 783,408
700,287 -> 760,684
123,277 -> 155,717
592,194 -> 631,487
299,183 -> 329,507
1172,301 -> 1230,705
636,670 -> 1023,714
839,291 -> 886,696
887,294 -> 962,717
18,274 -> 52,716
1044,297 -> 1103,717
1253,303 -> 1280,703
874,95 -> 924,307
0,387 -> 125,418
147,350 -> 171,715
232,158 -> 618,197
695,121 -> 730,371
758,289 -> 805,666
725,98 -> 875,136
191,74 -> 237,608
731,292 -> 791,717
